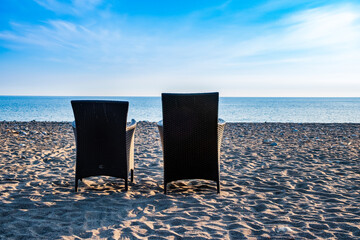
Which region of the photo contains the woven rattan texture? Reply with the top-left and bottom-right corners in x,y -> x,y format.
161,93 -> 223,193
126,122 -> 136,172
71,100 -> 134,191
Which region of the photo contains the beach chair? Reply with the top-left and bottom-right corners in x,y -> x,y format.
71,100 -> 136,192
157,92 -> 226,194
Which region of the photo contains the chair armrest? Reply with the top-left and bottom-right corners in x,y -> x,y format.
73,120 -> 136,135
125,119 -> 136,171
126,119 -> 137,131
73,119 -> 136,131
218,118 -> 226,126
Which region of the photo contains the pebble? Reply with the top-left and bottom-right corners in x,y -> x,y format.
263,139 -> 278,146
20,131 -> 28,136
263,139 -> 273,144
277,226 -> 294,233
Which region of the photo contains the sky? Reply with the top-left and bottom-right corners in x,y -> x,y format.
0,0 -> 359,97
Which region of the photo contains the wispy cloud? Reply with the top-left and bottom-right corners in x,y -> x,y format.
2,2 -> 360,65
0,21 -> 88,51
207,4 -> 360,67
0,1 -> 359,96
280,5 -> 360,49
34,0 -> 103,15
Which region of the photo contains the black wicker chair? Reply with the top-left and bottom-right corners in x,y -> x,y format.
71,100 -> 136,192
157,92 -> 226,194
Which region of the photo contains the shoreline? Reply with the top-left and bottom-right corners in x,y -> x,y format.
2,120 -> 360,123
1,121 -> 359,239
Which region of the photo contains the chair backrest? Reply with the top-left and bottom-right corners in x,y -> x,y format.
71,100 -> 129,179
161,92 -> 219,183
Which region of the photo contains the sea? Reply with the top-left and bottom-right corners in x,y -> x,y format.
0,96 -> 359,123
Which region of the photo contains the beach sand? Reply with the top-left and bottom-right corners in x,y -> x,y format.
0,121 -> 359,239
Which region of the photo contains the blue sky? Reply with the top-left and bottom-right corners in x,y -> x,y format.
0,0 -> 359,96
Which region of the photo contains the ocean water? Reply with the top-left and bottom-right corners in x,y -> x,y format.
0,96 -> 359,123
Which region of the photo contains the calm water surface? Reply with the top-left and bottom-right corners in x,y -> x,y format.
0,96 -> 359,123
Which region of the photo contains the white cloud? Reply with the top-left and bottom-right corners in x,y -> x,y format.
224,4 -> 360,58
1,1 -> 360,96
34,0 -> 102,15
0,21 -> 88,50
2,3 -> 360,68
281,5 -> 360,49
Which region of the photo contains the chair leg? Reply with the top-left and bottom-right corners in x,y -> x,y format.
125,178 -> 128,191
217,180 -> 221,194
75,178 -> 78,192
130,169 -> 134,183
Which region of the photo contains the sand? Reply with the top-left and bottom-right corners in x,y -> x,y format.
0,121 -> 359,239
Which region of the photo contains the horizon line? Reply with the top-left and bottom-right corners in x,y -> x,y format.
0,95 -> 359,98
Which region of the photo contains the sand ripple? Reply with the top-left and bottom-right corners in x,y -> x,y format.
1,121 -> 360,239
